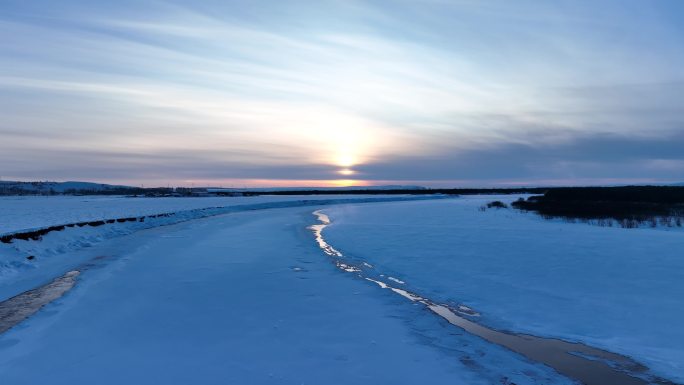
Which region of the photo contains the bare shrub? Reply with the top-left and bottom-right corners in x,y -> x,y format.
621,219 -> 639,229
486,201 -> 508,209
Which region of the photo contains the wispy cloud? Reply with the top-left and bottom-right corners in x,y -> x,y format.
1,0 -> 683,185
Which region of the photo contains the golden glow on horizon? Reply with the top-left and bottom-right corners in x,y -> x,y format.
180,178 -> 371,188
329,179 -> 365,187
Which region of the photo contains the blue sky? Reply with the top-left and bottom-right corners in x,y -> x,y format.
1,0 -> 683,187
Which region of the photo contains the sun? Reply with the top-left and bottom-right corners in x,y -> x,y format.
338,168 -> 355,176
336,152 -> 357,168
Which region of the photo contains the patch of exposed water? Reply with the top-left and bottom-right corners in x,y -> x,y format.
0,255 -> 115,335
0,271 -> 79,334
310,210 -> 678,385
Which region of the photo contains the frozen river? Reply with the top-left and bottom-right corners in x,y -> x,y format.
0,196 -> 681,384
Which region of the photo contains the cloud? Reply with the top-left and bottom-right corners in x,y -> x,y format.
356,131 -> 684,182
1,0 -> 683,185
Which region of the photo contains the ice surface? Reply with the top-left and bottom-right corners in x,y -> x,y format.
0,196 -> 430,301
320,196 -> 684,382
0,205 -> 572,385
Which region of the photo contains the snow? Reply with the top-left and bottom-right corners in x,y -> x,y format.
0,204 -> 571,385
320,196 -> 684,382
0,196 -> 434,301
2,194 -> 679,383
0,195 -> 383,235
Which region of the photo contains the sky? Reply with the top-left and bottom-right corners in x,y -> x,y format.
1,0 -> 683,187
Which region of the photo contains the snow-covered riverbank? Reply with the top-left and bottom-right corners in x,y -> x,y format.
320,196 -> 684,383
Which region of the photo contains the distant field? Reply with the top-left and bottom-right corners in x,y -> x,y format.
0,195 -> 389,235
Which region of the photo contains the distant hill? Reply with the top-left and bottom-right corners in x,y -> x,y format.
207,185 -> 427,193
1,181 -> 431,196
0,181 -> 135,195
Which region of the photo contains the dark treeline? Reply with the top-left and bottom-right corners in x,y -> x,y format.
511,186 -> 684,225
540,186 -> 684,204
63,188 -> 171,196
